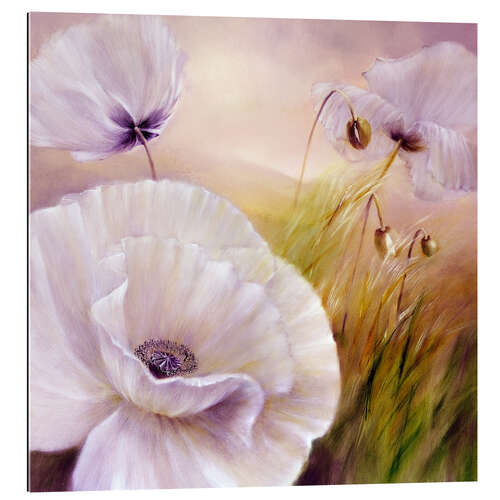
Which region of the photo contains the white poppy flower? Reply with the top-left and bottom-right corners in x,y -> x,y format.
30,15 -> 184,162
30,180 -> 340,490
313,42 -> 477,200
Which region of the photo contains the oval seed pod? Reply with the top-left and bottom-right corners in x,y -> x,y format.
346,117 -> 372,150
421,235 -> 438,257
374,226 -> 396,259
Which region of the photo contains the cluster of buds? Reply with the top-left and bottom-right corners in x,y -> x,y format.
373,226 -> 438,259
369,193 -> 439,260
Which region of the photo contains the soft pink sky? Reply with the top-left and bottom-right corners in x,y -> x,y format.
29,13 -> 477,304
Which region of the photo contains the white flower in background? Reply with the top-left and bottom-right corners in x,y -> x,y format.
313,42 -> 477,200
30,15 -> 184,161
30,180 -> 340,490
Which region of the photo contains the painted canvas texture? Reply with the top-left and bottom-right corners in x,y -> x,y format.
28,12 -> 477,492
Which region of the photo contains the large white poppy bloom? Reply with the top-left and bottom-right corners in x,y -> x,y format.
30,15 -> 184,161
313,42 -> 477,200
30,180 -> 340,490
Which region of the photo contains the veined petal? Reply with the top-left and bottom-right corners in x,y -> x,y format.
95,334 -> 264,432
404,121 -> 476,200
312,82 -> 402,160
30,26 -> 125,155
209,248 -> 340,434
213,247 -> 277,284
30,202 -> 103,372
88,15 -> 185,124
72,403 -> 262,490
95,252 -> 127,298
30,180 -> 341,488
363,41 -> 477,131
63,180 -> 267,263
30,369 -> 116,453
189,246 -> 340,485
228,258 -> 340,486
30,15 -> 184,159
30,219 -> 117,451
91,236 -> 294,395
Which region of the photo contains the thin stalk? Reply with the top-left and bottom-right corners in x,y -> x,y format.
340,193 -> 376,338
321,139 -> 402,231
397,228 -> 428,316
135,127 -> 158,181
372,194 -> 384,228
379,139 -> 402,179
293,88 -> 356,208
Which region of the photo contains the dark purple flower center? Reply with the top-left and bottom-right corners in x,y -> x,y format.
109,105 -> 171,152
390,129 -> 426,153
150,351 -> 181,376
134,339 -> 197,379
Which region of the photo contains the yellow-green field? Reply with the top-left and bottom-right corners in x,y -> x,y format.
260,160 -> 477,484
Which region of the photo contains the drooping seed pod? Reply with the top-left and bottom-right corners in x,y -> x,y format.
346,116 -> 372,150
421,235 -> 438,257
374,226 -> 396,259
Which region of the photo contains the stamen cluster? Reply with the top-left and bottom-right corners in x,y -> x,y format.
135,339 -> 198,379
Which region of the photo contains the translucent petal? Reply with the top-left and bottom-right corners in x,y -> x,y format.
30,180 -> 341,487
404,120 -> 476,200
61,180 -> 267,262
363,41 -> 476,131
74,398 -> 290,490
91,236 -> 294,395
312,82 -> 403,161
30,15 -> 184,159
30,210 -> 117,451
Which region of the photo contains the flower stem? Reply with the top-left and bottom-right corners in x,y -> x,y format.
293,88 -> 356,208
396,228 -> 428,316
134,127 -> 158,181
379,139 -> 402,179
321,138 -> 402,233
372,194 -> 384,228
302,136 -> 402,291
340,193 -> 379,339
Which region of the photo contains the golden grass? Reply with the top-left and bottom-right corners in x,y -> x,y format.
263,160 -> 476,484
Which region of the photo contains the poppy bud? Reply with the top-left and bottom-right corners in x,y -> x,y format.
346,117 -> 372,150
421,235 -> 438,257
374,226 -> 396,259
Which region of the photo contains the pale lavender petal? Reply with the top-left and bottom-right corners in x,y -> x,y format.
215,257 -> 341,486
30,180 -> 340,488
62,180 -> 267,263
312,82 -> 403,160
404,120 -> 476,200
30,203 -> 102,371
71,402 -> 263,490
91,235 -> 294,395
30,212 -> 117,451
30,15 -> 184,160
94,332 -> 264,426
363,41 -> 477,132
